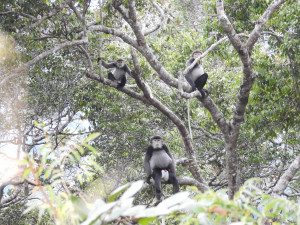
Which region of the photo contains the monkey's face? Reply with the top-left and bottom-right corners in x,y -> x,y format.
192,52 -> 202,59
116,60 -> 125,68
151,139 -> 163,149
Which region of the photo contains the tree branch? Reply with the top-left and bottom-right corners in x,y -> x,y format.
87,25 -> 138,48
27,0 -> 73,30
143,2 -> 164,36
247,0 -> 288,52
272,155 -> 300,195
215,0 -> 288,199
0,38 -> 88,88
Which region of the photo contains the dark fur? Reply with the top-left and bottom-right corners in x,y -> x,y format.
144,138 -> 179,200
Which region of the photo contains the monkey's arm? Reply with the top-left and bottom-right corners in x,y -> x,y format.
163,145 -> 176,174
186,59 -> 193,68
124,65 -> 134,78
144,147 -> 153,183
97,58 -> 116,69
185,59 -> 194,76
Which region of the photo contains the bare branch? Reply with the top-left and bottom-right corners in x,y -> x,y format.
98,0 -> 104,81
27,0 -> 73,30
130,47 -> 152,99
177,176 -> 209,192
87,25 -> 138,48
272,155 -> 300,196
247,0 -> 288,52
144,176 -> 208,193
143,2 -> 164,36
216,0 -> 247,56
193,127 -> 223,142
262,31 -> 284,42
0,187 -> 21,207
86,72 -> 147,103
0,11 -> 36,20
78,45 -> 94,74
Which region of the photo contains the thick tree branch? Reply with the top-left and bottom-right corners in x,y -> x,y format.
216,0 -> 287,199
177,176 -> 208,192
247,0 -> 287,52
86,72 -> 147,103
0,187 -> 21,207
0,11 -> 36,20
87,25 -> 138,48
216,0 -> 247,56
216,0 -> 253,199
144,175 -> 208,193
130,47 -> 153,99
272,155 -> 300,195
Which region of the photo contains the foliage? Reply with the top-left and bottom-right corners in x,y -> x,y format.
15,132 -> 102,225
0,204 -> 52,225
21,157 -> 300,225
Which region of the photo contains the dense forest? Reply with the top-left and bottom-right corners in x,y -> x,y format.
0,0 -> 299,224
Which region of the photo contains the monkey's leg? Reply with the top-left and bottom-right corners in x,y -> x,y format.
195,73 -> 208,96
117,75 -> 127,88
168,172 -> 179,194
108,72 -> 116,81
153,169 -> 162,200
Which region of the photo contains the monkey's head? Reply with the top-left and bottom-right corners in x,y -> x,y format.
150,135 -> 163,149
116,59 -> 125,68
192,50 -> 202,59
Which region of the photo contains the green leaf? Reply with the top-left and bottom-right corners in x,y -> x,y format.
138,217 -> 156,225
84,133 -> 101,142
83,143 -> 98,153
37,167 -> 44,176
44,169 -> 52,180
107,183 -> 130,202
22,168 -> 31,179
77,173 -> 83,185
48,186 -> 55,202
244,205 -> 263,217
88,160 -> 103,172
72,150 -> 81,161
77,146 -> 85,154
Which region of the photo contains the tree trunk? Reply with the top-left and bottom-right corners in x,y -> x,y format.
224,137 -> 239,199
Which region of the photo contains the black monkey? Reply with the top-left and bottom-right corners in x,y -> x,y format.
185,50 -> 208,97
97,58 -> 132,88
144,135 -> 179,201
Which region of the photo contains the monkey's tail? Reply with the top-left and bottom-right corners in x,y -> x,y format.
187,99 -> 193,141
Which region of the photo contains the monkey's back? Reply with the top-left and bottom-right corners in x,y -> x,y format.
150,150 -> 172,169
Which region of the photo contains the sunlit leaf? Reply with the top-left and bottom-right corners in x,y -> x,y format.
84,133 -> 101,142
138,217 -> 156,225
107,183 -> 131,202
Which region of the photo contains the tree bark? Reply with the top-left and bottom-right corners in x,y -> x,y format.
272,155 -> 300,195
216,0 -> 287,199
